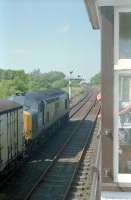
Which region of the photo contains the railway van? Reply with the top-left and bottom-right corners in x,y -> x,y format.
0,100 -> 23,174
10,90 -> 69,144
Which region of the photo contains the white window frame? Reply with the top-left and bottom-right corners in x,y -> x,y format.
101,191 -> 131,200
114,70 -> 131,185
114,7 -> 131,70
114,7 -> 131,184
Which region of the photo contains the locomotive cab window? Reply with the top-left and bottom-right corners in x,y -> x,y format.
114,7 -> 131,184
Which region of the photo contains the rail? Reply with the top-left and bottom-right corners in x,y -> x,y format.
69,92 -> 93,118
63,104 -> 100,200
70,91 -> 91,110
24,96 -> 98,200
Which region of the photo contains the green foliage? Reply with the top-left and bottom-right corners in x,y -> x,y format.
90,72 -> 101,86
71,79 -> 81,87
0,69 -> 68,99
52,79 -> 68,89
62,86 -> 81,97
0,80 -> 16,98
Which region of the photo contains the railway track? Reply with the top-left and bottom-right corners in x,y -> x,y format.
0,92 -> 91,190
70,92 -> 90,109
0,91 -> 97,200
66,119 -> 101,200
69,91 -> 93,118
23,97 -> 100,200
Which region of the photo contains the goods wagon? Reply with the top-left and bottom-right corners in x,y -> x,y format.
10,90 -> 69,143
0,100 -> 23,174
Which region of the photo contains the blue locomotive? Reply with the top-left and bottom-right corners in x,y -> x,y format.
10,89 -> 69,143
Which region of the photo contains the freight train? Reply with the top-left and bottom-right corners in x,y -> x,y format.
0,100 -> 23,174
0,90 -> 69,175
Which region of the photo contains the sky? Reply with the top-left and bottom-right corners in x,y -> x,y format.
0,0 -> 100,81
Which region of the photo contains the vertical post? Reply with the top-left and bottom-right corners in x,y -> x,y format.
101,6 -> 114,186
69,71 -> 73,100
69,79 -> 71,100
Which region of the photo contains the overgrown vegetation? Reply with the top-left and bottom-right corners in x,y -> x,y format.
0,68 -> 101,99
0,69 -> 81,99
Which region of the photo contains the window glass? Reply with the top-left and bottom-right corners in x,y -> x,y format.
119,12 -> 131,59
119,76 -> 130,102
119,74 -> 131,174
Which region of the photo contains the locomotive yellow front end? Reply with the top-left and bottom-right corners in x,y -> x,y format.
23,111 -> 32,142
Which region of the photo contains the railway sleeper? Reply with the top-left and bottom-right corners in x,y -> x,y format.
78,168 -> 90,174
80,164 -> 91,170
70,185 -> 91,194
71,185 -> 87,190
73,177 -> 89,184
67,191 -> 87,199
71,182 -> 86,188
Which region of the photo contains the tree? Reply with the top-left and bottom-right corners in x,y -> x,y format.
0,68 -> 68,99
0,80 -> 16,98
90,72 -> 101,86
52,79 -> 68,89
12,70 -> 29,92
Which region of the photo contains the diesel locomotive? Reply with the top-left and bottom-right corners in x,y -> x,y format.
10,89 -> 69,143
